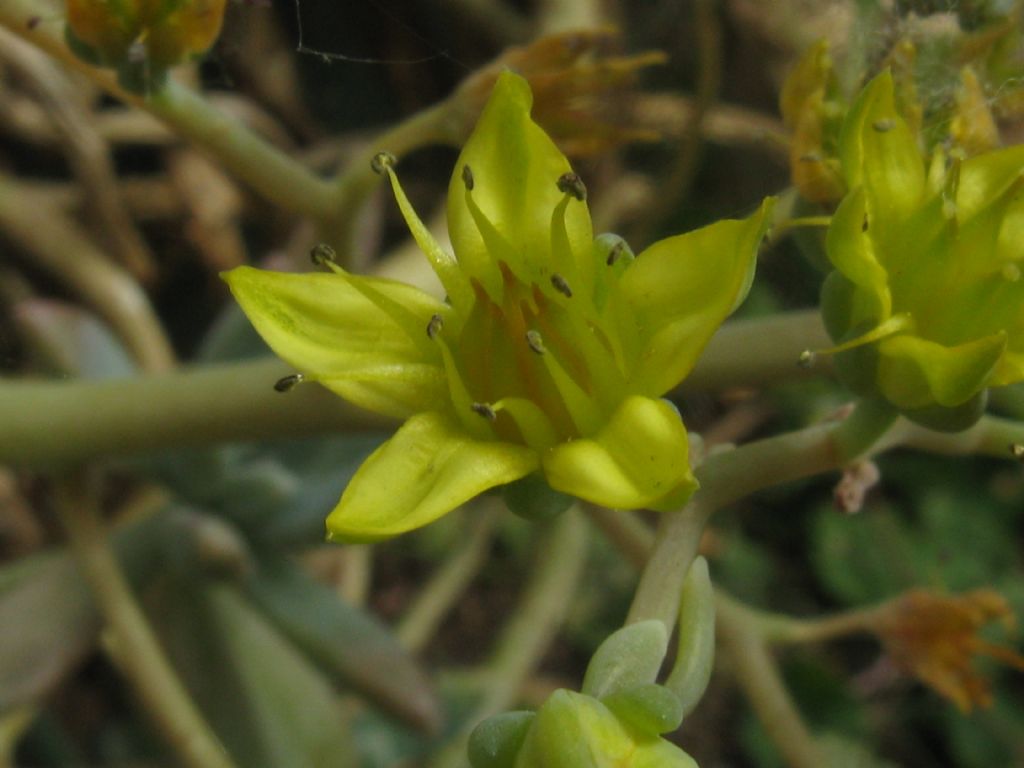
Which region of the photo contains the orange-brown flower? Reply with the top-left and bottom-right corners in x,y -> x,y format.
876,588 -> 1024,711
452,29 -> 667,156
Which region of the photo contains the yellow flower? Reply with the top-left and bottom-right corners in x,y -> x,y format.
820,70 -> 1024,429
225,72 -> 773,542
877,588 -> 1024,712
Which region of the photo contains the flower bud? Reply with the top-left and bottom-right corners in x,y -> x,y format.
66,0 -> 226,91
506,689 -> 698,768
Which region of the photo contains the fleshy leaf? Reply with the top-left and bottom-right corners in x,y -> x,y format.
223,266 -> 448,419
876,332 -> 1007,409
542,396 -> 695,510
326,412 -> 537,542
619,199 -> 774,396
581,620 -> 668,700
664,556 -> 715,718
447,71 -> 593,290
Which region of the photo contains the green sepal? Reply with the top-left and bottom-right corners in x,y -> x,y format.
501,472 -> 574,522
468,711 -> 536,768
901,389 -> 989,432
601,684 -> 684,736
581,619 -> 668,700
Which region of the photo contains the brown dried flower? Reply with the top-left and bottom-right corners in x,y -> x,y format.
876,588 -> 1024,712
452,29 -> 667,156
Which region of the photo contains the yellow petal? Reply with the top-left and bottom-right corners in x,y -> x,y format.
447,71 -> 593,292
839,71 -> 926,234
326,412 -> 538,543
542,396 -> 696,510
876,332 -> 1007,409
618,199 -> 774,396
223,266 -> 447,418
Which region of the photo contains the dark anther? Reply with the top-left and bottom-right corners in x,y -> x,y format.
526,330 -> 545,354
556,172 -> 587,201
861,214 -> 869,232
550,273 -> 573,298
872,118 -> 895,133
462,164 -> 475,191
310,243 -> 337,266
426,313 -> 444,339
607,241 -> 626,266
797,350 -> 816,369
274,373 -> 304,393
371,151 -> 397,175
471,402 -> 497,421
27,16 -> 41,29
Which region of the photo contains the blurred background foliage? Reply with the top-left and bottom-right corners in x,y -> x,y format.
1,0 -> 1023,766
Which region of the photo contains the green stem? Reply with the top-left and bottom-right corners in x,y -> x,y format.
1,358 -> 388,467
752,601 -> 885,646
625,500 -> 712,629
5,324 -> 1023,470
55,473 -> 236,768
430,506 -> 588,768
676,309 -> 831,393
716,594 -> 825,768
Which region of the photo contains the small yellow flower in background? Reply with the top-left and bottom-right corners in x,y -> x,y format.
66,0 -> 226,91
820,70 -> 1024,429
876,588 -> 1024,712
779,40 -> 845,204
225,72 -> 773,542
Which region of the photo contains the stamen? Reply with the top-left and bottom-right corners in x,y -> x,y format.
491,397 -> 560,451
461,164 -> 475,191
607,241 -> 626,266
310,243 -> 337,267
426,313 -> 444,338
471,402 -> 497,421
550,273 -> 573,298
526,329 -> 546,354
817,313 -> 914,356
797,350 -> 816,369
556,172 -> 587,201
872,118 -> 895,132
1011,443 -> 1024,461
274,373 -> 304,392
370,151 -> 397,175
